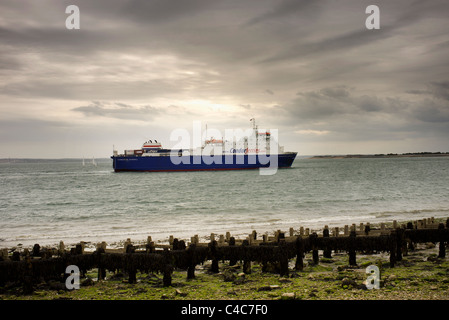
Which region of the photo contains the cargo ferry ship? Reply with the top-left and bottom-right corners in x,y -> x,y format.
111,119 -> 297,172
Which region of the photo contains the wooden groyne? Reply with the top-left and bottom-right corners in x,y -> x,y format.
1,217 -> 448,293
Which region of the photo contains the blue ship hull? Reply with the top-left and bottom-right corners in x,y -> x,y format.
111,153 -> 297,172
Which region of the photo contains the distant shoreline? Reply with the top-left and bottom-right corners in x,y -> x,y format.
2,152 -> 449,163
309,152 -> 449,159
0,158 -> 110,163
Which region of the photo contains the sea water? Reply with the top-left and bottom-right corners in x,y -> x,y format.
1,156 -> 448,248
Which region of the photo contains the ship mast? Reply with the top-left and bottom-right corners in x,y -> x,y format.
250,118 -> 259,152
250,118 -> 256,130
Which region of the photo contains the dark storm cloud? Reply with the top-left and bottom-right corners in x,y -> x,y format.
71,101 -> 198,121
260,27 -> 393,64
120,0 -> 215,24
405,82 -> 449,102
72,101 -> 160,120
411,101 -> 449,123
393,0 -> 449,26
272,83 -> 449,144
246,0 -> 323,26
285,86 -> 371,122
405,89 -> 431,95
285,84 -> 449,123
256,0 -> 449,65
429,81 -> 449,101
319,87 -> 350,99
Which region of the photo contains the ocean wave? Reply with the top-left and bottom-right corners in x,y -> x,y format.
372,208 -> 449,219
300,215 -> 373,225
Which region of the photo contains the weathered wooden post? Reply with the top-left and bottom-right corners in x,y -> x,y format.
219,235 -> 225,246
126,242 -> 134,253
396,228 -> 403,261
187,243 -> 196,279
334,227 -> 340,253
295,236 -> 304,271
348,231 -> 357,266
178,240 -> 186,250
278,232 -> 285,242
146,241 -> 156,253
229,237 -> 237,266
406,222 -> 415,251
124,238 -> 131,252
12,251 -> 21,261
32,244 -> 40,257
417,220 -> 423,229
58,241 -> 65,256
310,232 -> 319,265
242,239 -> 251,274
190,235 -> 199,245
279,240 -> 289,277
73,243 -> 83,255
163,248 -> 173,287
400,227 -> 408,257
262,234 -> 268,243
126,244 -> 137,284
438,223 -> 446,258
0,249 -> 9,261
364,224 -> 371,235
389,230 -> 397,268
98,241 -> 107,250
146,236 -> 155,253
23,255 -> 34,294
172,238 -> 179,250
323,227 -> 332,258
252,230 -> 257,241
208,240 -> 219,273
97,247 -> 106,281
274,230 -> 279,242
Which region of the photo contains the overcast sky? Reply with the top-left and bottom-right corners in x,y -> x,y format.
1,0 -> 448,158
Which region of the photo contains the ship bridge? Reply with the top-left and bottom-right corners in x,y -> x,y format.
142,140 -> 162,150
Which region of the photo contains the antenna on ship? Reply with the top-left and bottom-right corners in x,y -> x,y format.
250,118 -> 257,130
204,123 -> 208,149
